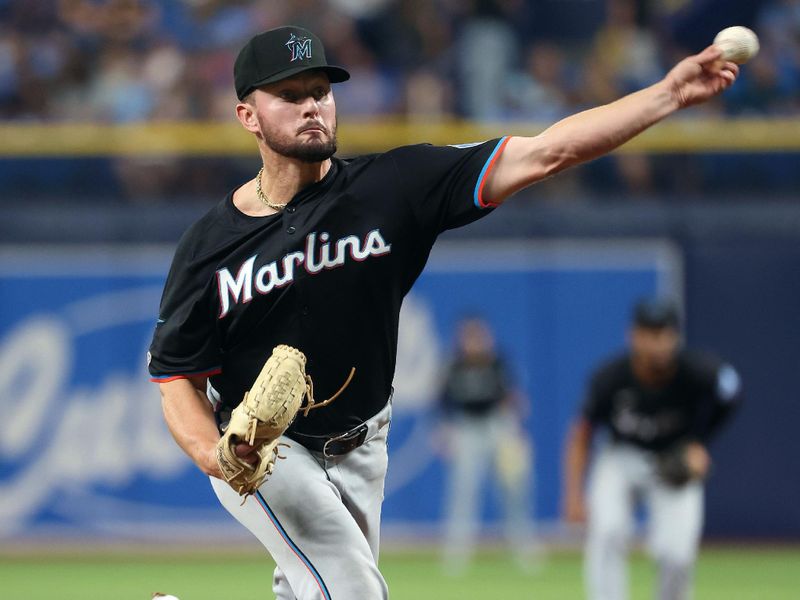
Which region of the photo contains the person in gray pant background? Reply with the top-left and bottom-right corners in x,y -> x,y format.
437,315 -> 539,574
563,298 -> 742,600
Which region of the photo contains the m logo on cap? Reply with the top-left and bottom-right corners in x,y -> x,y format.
286,33 -> 312,62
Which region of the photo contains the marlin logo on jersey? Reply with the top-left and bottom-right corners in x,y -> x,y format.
286,33 -> 312,62
216,229 -> 392,318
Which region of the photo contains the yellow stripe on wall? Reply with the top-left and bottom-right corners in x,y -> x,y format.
1,118 -> 799,157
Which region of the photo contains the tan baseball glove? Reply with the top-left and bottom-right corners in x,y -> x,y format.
215,344 -> 354,498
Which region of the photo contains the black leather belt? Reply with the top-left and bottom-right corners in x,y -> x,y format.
286,423 -> 370,458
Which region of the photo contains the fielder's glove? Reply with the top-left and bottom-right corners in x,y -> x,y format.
656,443 -> 693,487
215,344 -> 354,498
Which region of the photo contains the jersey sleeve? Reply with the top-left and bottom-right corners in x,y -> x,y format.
148,228 -> 222,383
689,355 -> 743,441
582,362 -> 617,425
387,137 -> 510,234
438,360 -> 459,418
494,355 -> 515,401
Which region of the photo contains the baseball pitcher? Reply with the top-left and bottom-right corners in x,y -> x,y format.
149,25 -> 740,600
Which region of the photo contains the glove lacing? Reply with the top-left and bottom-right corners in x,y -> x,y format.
300,367 -> 356,416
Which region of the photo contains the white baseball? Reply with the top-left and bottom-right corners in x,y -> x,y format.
152,595 -> 180,600
713,26 -> 759,64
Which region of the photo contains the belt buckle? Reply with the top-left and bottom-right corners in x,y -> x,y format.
323,423 -> 368,458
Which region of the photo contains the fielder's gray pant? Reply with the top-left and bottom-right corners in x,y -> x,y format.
585,443 -> 703,600
211,401 -> 392,600
442,411 -> 534,569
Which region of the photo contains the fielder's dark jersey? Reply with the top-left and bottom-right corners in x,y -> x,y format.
440,356 -> 510,418
149,137 -> 510,435
582,350 -> 742,452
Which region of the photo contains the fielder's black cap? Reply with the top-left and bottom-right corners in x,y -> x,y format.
632,298 -> 680,329
234,26 -> 350,100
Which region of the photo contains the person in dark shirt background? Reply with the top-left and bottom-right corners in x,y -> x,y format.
563,297 -> 742,600
438,315 -> 539,574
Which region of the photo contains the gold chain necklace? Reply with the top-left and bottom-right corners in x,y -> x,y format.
255,167 -> 288,211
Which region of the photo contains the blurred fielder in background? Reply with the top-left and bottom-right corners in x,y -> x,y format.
437,315 -> 537,574
563,298 -> 742,600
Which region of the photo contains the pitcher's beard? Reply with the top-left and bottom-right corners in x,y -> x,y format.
264,126 -> 338,163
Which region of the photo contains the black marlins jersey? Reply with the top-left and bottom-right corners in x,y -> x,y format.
149,138 -> 510,435
583,350 -> 742,451
440,357 -> 510,418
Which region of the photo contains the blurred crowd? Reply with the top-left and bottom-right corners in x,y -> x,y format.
1,0 -> 799,201
2,0 -> 799,122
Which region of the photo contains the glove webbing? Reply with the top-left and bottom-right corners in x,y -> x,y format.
243,367 -> 356,445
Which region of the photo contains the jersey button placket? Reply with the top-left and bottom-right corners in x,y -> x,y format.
286,225 -> 296,234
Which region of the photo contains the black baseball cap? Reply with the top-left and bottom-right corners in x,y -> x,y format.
234,26 -> 350,100
632,298 -> 680,329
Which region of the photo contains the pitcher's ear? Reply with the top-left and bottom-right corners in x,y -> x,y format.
235,98 -> 260,134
